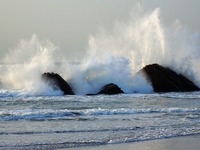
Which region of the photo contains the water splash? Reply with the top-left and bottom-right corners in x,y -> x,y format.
79,6 -> 200,93
0,6 -> 200,96
0,35 -> 63,96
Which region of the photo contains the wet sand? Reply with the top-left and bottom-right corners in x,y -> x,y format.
1,135 -> 199,150
65,134 -> 200,150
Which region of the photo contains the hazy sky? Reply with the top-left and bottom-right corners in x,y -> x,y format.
0,0 -> 200,61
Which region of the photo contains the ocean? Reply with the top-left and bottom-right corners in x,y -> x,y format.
0,92 -> 200,149
1,6 -> 200,150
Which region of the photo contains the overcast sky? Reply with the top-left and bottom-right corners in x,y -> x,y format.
0,0 -> 200,61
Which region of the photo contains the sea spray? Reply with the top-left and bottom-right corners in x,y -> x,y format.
83,8 -> 167,73
80,6 -> 200,90
0,6 -> 200,96
0,35 -> 64,96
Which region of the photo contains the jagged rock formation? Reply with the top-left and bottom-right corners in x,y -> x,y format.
41,72 -> 75,95
140,63 -> 199,92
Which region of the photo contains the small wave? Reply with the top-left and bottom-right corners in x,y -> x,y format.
82,107 -> 200,115
0,109 -> 75,121
159,91 -> 200,99
0,140 -> 107,150
1,107 -> 200,121
0,126 -> 141,135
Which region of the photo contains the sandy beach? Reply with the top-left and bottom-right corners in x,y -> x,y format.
65,134 -> 200,150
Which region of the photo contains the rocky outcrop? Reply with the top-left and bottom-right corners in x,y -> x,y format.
140,64 -> 199,92
41,72 -> 75,95
41,64 -> 199,95
97,83 -> 124,95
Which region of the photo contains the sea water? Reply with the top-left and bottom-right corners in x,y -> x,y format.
1,6 -> 200,149
0,92 -> 200,149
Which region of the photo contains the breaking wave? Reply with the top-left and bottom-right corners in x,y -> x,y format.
1,107 -> 200,121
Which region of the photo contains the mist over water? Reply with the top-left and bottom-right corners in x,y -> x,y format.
0,6 -> 200,96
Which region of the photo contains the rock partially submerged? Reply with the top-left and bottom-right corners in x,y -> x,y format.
41,72 -> 74,95
140,63 -> 199,92
97,83 -> 124,95
87,83 -> 124,95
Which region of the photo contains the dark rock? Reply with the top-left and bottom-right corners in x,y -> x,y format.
140,63 -> 199,92
97,83 -> 124,95
86,93 -> 97,96
42,72 -> 75,95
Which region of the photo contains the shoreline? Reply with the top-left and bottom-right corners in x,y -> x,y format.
0,134 -> 200,150
65,134 -> 200,150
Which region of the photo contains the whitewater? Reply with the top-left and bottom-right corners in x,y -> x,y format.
1,6 -> 200,149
